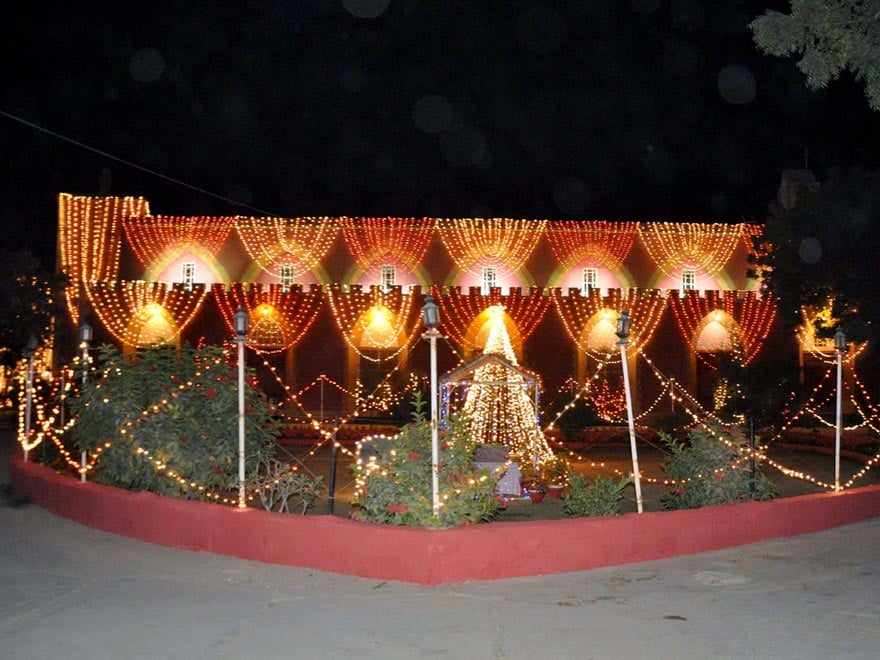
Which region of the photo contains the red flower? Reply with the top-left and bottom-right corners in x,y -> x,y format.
170,375 -> 180,384
146,364 -> 156,372
205,388 -> 218,398
715,472 -> 724,482
212,465 -> 222,475
409,452 -> 420,461
675,486 -> 685,496
387,503 -> 408,514
440,441 -> 449,450
214,375 -> 225,382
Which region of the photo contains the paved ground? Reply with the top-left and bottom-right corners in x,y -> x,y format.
3,421 -> 880,658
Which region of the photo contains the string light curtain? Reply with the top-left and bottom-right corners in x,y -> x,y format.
340,216 -> 435,272
122,215 -> 234,268
638,222 -> 744,277
326,284 -> 422,362
211,283 -> 324,354
234,216 -> 338,278
85,281 -> 209,347
436,218 -> 546,276
552,287 -> 667,359
433,285 -> 552,351
668,290 -> 777,364
545,220 -> 638,271
58,193 -> 151,325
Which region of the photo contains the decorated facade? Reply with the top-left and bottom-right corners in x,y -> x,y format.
56,193 -> 783,419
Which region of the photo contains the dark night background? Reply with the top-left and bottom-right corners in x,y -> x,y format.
2,0 -> 879,269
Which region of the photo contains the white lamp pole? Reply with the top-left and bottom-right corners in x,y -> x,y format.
79,322 -> 92,482
234,307 -> 249,509
421,294 -> 441,517
23,335 -> 38,462
616,310 -> 644,514
834,327 -> 847,493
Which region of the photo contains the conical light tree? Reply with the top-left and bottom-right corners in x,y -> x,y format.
463,307 -> 554,464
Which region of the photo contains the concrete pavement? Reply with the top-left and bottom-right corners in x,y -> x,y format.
2,421 -> 880,658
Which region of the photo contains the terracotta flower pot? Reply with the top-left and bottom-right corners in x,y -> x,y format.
546,484 -> 564,499
528,489 -> 545,503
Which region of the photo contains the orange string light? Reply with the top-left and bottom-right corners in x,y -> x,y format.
212,283 -> 324,354
122,215 -> 234,268
234,216 -> 338,277
340,217 -> 435,272
436,217 -> 545,276
638,221 -> 744,277
545,220 -> 638,271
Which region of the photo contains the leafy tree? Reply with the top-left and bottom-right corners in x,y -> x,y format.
0,249 -> 67,367
751,1 -> 880,110
753,168 -> 880,344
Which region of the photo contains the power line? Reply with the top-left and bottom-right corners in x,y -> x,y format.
0,109 -> 276,217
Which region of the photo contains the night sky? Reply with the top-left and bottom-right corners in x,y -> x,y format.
3,0 -> 879,268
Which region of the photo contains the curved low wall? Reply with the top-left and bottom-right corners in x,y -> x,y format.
11,456 -> 880,585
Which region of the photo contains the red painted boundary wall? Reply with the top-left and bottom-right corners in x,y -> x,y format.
10,456 -> 880,586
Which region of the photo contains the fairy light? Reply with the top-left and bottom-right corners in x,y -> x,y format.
797,305 -> 867,364
434,285 -> 552,351
326,284 -> 422,362
436,217 -> 546,276
58,193 -> 150,325
638,221 -> 744,277
86,281 -> 209,346
212,283 -> 323,354
234,216 -> 338,278
340,217 -> 435,273
122,215 -> 234,268
668,290 -> 776,365
552,287 -> 666,361
545,220 -> 638,271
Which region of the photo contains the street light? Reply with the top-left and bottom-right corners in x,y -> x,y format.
616,310 -> 644,514
421,294 -> 441,517
23,335 -> 38,462
834,327 -> 847,493
78,322 -> 92,482
234,307 -> 249,509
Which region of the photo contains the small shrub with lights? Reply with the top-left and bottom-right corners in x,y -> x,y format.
660,425 -> 776,510
350,394 -> 501,528
563,473 -> 632,517
68,344 -> 280,501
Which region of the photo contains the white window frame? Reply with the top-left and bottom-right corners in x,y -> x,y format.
582,267 -> 599,294
181,262 -> 196,291
279,264 -> 295,292
681,268 -> 697,294
380,264 -> 396,292
481,266 -> 497,294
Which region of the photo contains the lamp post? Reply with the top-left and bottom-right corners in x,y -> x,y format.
834,327 -> 847,493
421,294 -> 441,517
616,310 -> 644,514
23,335 -> 38,462
79,322 -> 92,482
234,307 -> 249,509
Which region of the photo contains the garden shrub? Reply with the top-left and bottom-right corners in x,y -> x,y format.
67,344 -> 279,501
349,395 -> 501,528
563,473 -> 631,517
248,455 -> 324,514
660,425 -> 776,510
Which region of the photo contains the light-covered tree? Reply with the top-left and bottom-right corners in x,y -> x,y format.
750,0 -> 880,110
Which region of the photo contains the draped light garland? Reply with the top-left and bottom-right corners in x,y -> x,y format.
638,222 -> 744,277
122,215 -> 234,268
668,290 -> 777,365
86,281 -> 209,347
340,217 -> 435,272
551,287 -> 667,360
234,216 -> 338,277
434,286 -> 553,351
58,193 -> 150,325
211,283 -> 324,354
326,284 -> 422,362
436,218 -> 545,276
545,220 -> 638,271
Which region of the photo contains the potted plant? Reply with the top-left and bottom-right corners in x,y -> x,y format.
543,454 -> 569,498
527,482 -> 545,503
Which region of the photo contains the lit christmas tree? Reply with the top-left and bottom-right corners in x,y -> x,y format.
463,307 -> 554,465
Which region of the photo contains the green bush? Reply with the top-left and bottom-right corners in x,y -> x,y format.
563,473 -> 631,517
349,395 -> 501,528
660,425 -> 776,510
67,344 -> 279,501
